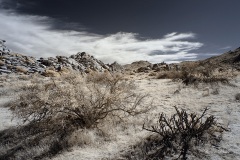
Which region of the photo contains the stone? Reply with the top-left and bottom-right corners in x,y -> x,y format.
0,66 -> 7,70
0,69 -> 11,73
39,64 -> 47,68
5,60 -> 11,64
137,66 -> 151,73
109,61 -> 123,72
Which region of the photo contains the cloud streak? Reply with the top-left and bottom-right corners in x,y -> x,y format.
0,9 -> 203,64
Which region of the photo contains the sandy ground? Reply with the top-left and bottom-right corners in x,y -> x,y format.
1,74 -> 240,159
0,86 -> 22,130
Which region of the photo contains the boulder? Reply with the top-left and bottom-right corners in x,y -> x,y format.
108,61 -> 123,72
137,66 -> 151,73
0,69 -> 11,74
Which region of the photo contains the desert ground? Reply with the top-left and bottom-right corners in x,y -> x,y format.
0,71 -> 240,160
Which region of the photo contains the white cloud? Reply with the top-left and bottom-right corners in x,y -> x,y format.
0,9 -> 203,64
220,46 -> 232,50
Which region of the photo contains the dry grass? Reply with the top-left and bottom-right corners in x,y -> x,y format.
148,72 -> 157,76
157,71 -> 183,80
156,63 -> 230,86
15,66 -> 28,74
1,72 -> 151,159
42,69 -> 60,77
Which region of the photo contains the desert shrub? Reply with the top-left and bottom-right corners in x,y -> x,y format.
15,66 -> 28,74
156,62 -> 230,86
121,107 -> 227,160
156,71 -> 183,80
183,63 -> 231,85
8,73 -> 149,129
42,69 -> 60,77
211,88 -> 219,95
148,72 -> 157,76
3,72 -> 150,159
18,75 -> 32,81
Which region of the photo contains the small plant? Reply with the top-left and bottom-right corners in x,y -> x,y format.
122,107 -> 228,160
235,93 -> 240,101
142,107 -> 227,159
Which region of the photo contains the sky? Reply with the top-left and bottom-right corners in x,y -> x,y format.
0,0 -> 239,64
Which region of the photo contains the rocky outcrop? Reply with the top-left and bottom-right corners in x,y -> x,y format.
0,40 -> 44,74
0,40 -> 10,55
108,61 -> 124,72
123,60 -> 180,73
0,40 -> 111,75
69,52 -> 109,72
37,52 -> 110,74
199,47 -> 240,70
200,47 -> 240,65
123,60 -> 152,72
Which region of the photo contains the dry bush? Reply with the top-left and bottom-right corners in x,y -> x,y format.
43,69 -> 60,77
3,72 -> 150,159
121,107 -> 227,160
148,72 -> 157,77
9,73 -> 149,129
15,66 -> 28,74
18,75 -> 31,81
156,62 -> 230,86
182,63 -> 231,86
156,71 -> 183,80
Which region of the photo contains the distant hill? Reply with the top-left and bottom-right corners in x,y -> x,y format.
200,47 -> 240,66
0,39 -> 123,76
1,38 -> 239,75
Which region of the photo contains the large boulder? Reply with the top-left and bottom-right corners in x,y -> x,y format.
0,40 -> 10,55
108,61 -> 123,72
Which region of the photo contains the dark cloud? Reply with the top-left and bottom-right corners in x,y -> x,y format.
149,50 -> 177,56
0,0 -> 240,63
0,8 -> 203,64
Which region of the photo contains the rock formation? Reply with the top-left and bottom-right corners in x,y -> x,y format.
0,40 -> 111,76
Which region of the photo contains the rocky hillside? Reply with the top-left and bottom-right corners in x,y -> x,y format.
1,39 -> 239,76
124,47 -> 240,73
0,40 -> 124,76
200,47 -> 240,69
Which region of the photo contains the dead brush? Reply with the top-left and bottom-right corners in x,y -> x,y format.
156,71 -> 183,80
159,63 -> 231,86
3,72 -> 151,159
121,107 -> 228,160
8,73 -> 149,129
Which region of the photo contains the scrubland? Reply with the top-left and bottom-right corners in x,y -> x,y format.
0,68 -> 240,160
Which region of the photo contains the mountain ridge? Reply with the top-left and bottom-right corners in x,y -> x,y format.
1,39 -> 239,75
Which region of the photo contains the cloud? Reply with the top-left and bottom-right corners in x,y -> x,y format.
220,46 -> 232,50
0,9 -> 203,64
